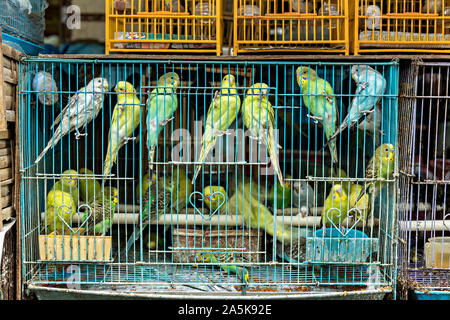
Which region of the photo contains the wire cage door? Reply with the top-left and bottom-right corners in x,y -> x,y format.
355,0 -> 450,54
20,58 -> 398,296
398,60 -> 450,296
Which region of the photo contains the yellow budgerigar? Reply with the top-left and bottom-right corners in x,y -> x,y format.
348,183 -> 370,226
44,190 -> 77,235
49,169 -> 79,205
203,185 -> 227,213
321,184 -> 349,233
242,83 -> 283,185
103,81 -> 142,175
192,74 -> 241,184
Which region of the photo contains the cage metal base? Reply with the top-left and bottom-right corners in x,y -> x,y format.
405,269 -> 450,291
28,281 -> 392,300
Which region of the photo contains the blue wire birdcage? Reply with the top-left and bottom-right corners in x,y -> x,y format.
0,0 -> 46,55
398,60 -> 450,299
19,57 -> 399,298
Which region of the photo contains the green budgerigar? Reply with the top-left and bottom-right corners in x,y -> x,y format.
348,183 -> 370,226
203,185 -> 227,213
126,175 -> 173,252
44,190 -> 77,235
103,81 -> 142,175
321,184 -> 349,233
328,167 -> 350,196
136,172 -> 156,203
192,74 -> 241,184
165,167 -> 193,211
356,143 -> 395,203
78,168 -> 101,203
49,169 -> 79,206
196,249 -> 249,292
242,83 -> 284,185
83,187 -> 118,236
147,72 -> 180,170
297,66 -> 339,166
268,175 -> 292,209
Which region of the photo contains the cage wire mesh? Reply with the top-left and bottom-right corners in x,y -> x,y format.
105,0 -> 223,55
355,0 -> 450,54
19,58 -> 398,295
398,60 -> 450,293
0,0 -> 46,47
233,0 -> 350,55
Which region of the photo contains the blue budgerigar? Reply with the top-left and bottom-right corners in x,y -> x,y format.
325,65 -> 386,146
147,72 -> 180,170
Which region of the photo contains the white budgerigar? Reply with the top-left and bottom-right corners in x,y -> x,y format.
32,71 -> 59,106
35,78 -> 109,164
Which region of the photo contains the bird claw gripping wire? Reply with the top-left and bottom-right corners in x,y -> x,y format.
248,135 -> 263,144
360,109 -> 375,115
123,136 -> 136,144
307,114 -> 323,124
358,82 -> 369,93
75,130 -> 87,140
159,117 -> 175,127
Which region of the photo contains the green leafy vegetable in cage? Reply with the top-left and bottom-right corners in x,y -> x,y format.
192,74 -> 242,184
147,72 -> 181,171
103,81 -> 142,175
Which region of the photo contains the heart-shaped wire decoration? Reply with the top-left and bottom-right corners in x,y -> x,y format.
189,191 -> 226,221
56,203 -> 92,234
443,213 -> 450,232
326,206 -> 362,237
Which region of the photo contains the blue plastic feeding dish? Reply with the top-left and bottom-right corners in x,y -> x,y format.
305,228 -> 379,264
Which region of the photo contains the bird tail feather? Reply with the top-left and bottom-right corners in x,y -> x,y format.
192,137 -> 214,184
35,128 -> 62,164
268,127 -> 283,185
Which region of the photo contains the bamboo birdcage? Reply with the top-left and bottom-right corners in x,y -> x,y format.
233,0 -> 350,55
105,0 -> 223,55
355,0 -> 450,54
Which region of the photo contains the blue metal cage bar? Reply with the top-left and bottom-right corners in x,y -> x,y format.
19,58 -> 399,296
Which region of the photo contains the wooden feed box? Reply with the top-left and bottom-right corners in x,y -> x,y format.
38,235 -> 112,261
172,227 -> 263,264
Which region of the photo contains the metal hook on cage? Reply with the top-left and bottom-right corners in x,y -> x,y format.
189,191 -> 226,221
55,203 -> 93,235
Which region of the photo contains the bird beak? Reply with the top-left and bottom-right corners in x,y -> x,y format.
113,85 -> 118,92
262,89 -> 268,95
